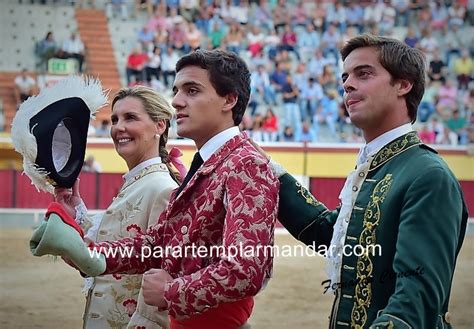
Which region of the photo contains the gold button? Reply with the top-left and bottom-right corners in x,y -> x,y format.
181,226 -> 188,234
444,312 -> 451,324
352,186 -> 358,192
359,172 -> 365,177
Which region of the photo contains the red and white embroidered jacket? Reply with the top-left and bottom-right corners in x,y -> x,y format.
95,133 -> 279,319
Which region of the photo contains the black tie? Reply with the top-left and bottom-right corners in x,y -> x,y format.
176,152 -> 204,195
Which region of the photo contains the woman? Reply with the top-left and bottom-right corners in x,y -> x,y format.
55,86 -> 181,329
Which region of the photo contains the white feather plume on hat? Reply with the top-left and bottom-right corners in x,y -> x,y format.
11,75 -> 108,193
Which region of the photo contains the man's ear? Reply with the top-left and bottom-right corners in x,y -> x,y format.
155,119 -> 167,136
397,79 -> 413,97
222,93 -> 238,113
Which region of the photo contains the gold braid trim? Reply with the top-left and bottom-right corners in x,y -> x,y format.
296,181 -> 322,207
370,132 -> 420,170
351,174 -> 393,328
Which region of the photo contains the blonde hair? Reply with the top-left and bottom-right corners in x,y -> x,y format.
111,86 -> 179,183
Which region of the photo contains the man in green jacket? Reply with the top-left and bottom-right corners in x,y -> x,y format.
275,34 -> 468,328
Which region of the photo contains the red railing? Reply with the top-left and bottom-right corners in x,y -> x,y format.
0,170 -> 123,209
0,170 -> 472,213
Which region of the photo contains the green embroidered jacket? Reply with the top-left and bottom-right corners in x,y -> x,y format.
278,132 -> 468,328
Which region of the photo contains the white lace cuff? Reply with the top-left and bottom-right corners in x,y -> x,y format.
269,159 -> 287,178
75,201 -> 88,226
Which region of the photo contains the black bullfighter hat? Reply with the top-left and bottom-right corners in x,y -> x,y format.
11,76 -> 107,193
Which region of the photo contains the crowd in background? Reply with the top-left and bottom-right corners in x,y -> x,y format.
19,0 -> 474,145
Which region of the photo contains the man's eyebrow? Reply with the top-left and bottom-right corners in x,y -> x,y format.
341,65 -> 374,80
173,81 -> 205,90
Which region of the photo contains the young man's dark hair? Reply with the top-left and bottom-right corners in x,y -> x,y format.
175,49 -> 251,126
340,34 -> 425,123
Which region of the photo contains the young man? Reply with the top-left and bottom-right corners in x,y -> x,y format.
275,34 -> 468,328
62,49 -> 278,329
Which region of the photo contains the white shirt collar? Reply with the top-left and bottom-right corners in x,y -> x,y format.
199,126 -> 240,162
123,156 -> 162,181
358,123 -> 413,165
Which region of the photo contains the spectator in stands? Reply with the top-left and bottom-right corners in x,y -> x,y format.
297,23 -> 320,63
393,0 -> 411,27
270,61 -> 288,94
13,69 -> 37,108
105,0 -> 128,20
314,89 -> 339,140
272,0 -> 289,32
35,31 -> 58,71
279,23 -> 299,60
319,64 -> 338,92
165,6 -> 185,30
186,22 -> 202,51
446,109 -> 468,145
250,113 -> 264,142
276,49 -> 294,72
137,26 -> 156,52
95,119 -> 111,138
297,121 -> 316,143
437,79 -> 458,112
154,25 -> 169,52
321,23 -> 342,62
403,26 -> 419,48
262,108 -> 279,142
418,81 -> 438,122
364,0 -> 385,27
134,0 -> 153,18
126,45 -> 148,85
251,0 -> 273,31
293,63 -> 309,98
208,21 -> 225,49
308,48 -> 334,78
467,1 -> 474,26
282,75 -> 301,136
442,23 -> 463,66
291,0 -> 310,28
179,0 -> 199,23
282,125 -> 295,142
430,0 -> 449,31
264,27 -> 281,60
145,4 -> 166,31
169,21 -> 189,53
418,124 -> 436,144
161,46 -> 179,88
300,77 -> 324,122
224,21 -> 243,54
82,155 -> 102,173
453,49 -> 473,91
462,88 -> 474,114
145,46 -> 162,83
428,50 -> 446,83
58,32 -> 85,73
419,28 -> 439,63
379,1 -> 396,35
247,25 -> 265,57
251,64 -> 276,106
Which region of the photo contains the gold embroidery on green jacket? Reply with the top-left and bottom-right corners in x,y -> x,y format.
351,174 -> 393,328
371,132 -> 420,170
296,181 -> 322,207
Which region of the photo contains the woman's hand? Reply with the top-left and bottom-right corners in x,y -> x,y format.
54,179 -> 83,219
